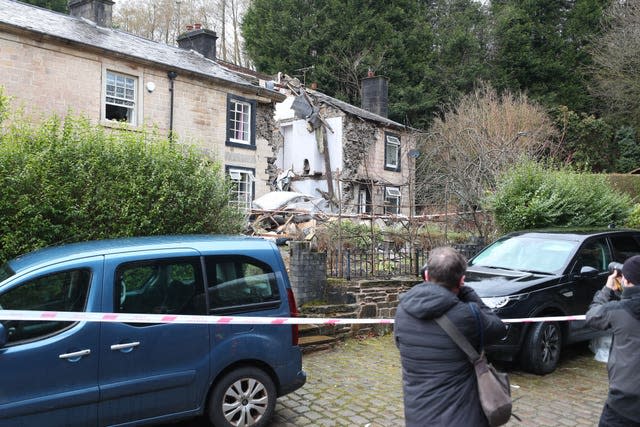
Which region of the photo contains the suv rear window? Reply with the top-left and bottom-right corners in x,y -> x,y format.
610,234 -> 640,261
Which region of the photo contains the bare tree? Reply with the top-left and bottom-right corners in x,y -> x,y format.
113,0 -> 250,66
415,83 -> 557,238
590,1 -> 640,126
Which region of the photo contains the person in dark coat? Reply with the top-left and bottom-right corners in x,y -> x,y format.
394,246 -> 506,427
585,255 -> 640,427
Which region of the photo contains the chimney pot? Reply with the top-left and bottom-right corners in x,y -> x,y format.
194,23 -> 202,30
186,24 -> 193,30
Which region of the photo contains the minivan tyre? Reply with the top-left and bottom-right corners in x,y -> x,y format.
520,321 -> 562,375
208,366 -> 276,427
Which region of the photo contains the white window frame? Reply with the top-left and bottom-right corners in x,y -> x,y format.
384,186 -> 401,215
229,99 -> 252,144
104,70 -> 137,125
228,167 -> 255,211
101,66 -> 143,127
385,134 -> 401,170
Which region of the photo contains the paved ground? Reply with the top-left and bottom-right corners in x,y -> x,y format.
169,333 -> 609,426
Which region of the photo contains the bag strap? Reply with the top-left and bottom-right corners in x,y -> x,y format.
469,302 -> 484,351
434,313 -> 481,362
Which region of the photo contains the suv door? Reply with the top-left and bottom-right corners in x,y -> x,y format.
98,250 -> 209,425
0,257 -> 102,427
567,237 -> 611,341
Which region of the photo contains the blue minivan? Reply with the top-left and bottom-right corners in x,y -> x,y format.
0,235 -> 306,427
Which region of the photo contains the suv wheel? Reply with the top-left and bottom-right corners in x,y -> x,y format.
208,367 -> 276,427
520,321 -> 562,375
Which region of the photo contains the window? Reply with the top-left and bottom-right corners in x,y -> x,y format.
116,258 -> 205,319
105,70 -> 137,124
205,256 -> 280,314
573,239 -> 610,273
226,95 -> 256,149
384,186 -> 401,215
0,269 -> 91,344
227,166 -> 255,211
610,234 -> 640,261
384,133 -> 401,171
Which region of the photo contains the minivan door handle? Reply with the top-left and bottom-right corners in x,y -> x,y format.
59,349 -> 91,361
110,341 -> 140,352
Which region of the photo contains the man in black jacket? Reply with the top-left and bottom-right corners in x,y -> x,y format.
394,246 -> 506,427
586,255 -> 640,427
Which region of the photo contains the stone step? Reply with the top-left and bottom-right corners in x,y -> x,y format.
298,334 -> 338,353
299,335 -> 336,346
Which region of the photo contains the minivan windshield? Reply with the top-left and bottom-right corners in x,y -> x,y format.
469,236 -> 579,274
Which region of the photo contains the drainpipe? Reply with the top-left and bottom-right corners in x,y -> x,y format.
167,71 -> 178,144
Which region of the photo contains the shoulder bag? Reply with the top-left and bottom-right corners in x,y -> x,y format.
435,304 -> 512,427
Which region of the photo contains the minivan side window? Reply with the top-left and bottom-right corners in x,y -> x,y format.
0,269 -> 91,344
204,256 -> 280,313
116,258 -> 205,318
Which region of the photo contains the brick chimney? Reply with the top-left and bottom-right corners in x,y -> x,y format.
68,0 -> 114,27
361,72 -> 389,118
177,27 -> 218,61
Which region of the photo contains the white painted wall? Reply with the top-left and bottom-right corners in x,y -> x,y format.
276,111 -> 343,198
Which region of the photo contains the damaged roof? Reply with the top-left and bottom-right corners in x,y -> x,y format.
307,89 -> 409,131
0,0 -> 283,101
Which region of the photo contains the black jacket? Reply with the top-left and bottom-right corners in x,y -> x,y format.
585,285 -> 640,423
394,283 -> 506,427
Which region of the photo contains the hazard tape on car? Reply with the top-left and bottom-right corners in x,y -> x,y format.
0,310 -> 586,325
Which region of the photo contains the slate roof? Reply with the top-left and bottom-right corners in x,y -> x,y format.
0,0 -> 282,100
308,89 -> 409,131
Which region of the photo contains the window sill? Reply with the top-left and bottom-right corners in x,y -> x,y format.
100,119 -> 141,131
225,140 -> 256,150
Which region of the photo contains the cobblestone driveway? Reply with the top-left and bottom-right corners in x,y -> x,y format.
167,333 -> 609,427
268,333 -> 608,427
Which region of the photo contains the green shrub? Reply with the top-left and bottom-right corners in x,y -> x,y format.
488,160 -> 633,233
0,112 -> 244,262
625,204 -> 640,229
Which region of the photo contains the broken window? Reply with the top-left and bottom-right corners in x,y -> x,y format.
227,166 -> 255,211
384,133 -> 401,171
105,70 -> 137,124
226,95 -> 256,148
384,186 -> 401,215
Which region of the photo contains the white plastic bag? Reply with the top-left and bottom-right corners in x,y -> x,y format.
589,334 -> 612,363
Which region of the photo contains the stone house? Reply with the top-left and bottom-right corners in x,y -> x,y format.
0,0 -> 284,209
274,74 -> 418,216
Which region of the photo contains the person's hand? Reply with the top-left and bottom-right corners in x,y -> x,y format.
457,285 -> 475,301
605,271 -> 619,290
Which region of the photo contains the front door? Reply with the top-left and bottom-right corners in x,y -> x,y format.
98,250 -> 210,425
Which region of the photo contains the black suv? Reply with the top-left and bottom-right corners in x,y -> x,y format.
465,229 -> 640,374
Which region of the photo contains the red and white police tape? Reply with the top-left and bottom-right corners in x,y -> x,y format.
0,310 -> 586,325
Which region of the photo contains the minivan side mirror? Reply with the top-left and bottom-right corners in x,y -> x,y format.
0,323 -> 6,348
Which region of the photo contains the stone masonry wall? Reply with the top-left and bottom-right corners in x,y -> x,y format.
289,241 -> 327,305
300,277 -> 418,339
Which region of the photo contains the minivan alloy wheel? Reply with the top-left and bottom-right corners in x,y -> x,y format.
209,367 -> 276,427
224,378 -> 267,425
